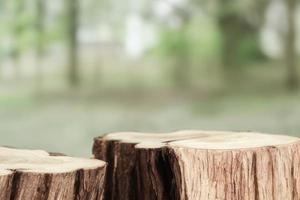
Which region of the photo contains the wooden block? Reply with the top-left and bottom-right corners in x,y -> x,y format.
93,130 -> 300,200
0,146 -> 106,200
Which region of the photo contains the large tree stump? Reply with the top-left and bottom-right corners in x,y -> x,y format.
93,130 -> 300,200
0,146 -> 106,200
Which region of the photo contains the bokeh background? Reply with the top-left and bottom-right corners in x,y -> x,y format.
0,0 -> 300,156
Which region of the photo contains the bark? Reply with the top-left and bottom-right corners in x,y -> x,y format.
93,140 -> 137,200
93,130 -> 300,200
0,146 -> 106,200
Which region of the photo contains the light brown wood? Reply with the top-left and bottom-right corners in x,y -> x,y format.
93,130 -> 300,200
0,146 -> 106,200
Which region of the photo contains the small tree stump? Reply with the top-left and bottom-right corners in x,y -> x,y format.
0,146 -> 106,200
93,130 -> 300,200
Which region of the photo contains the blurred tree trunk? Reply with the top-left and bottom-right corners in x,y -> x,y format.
35,0 -> 45,93
217,0 -> 269,80
171,5 -> 191,89
217,1 -> 246,80
285,0 -> 298,90
172,26 -> 190,89
66,0 -> 80,87
12,0 -> 24,79
218,12 -> 240,72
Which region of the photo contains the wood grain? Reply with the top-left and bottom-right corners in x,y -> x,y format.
93,130 -> 300,200
0,146 -> 106,200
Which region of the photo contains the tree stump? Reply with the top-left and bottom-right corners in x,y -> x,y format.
93,130 -> 300,200
0,146 -> 106,200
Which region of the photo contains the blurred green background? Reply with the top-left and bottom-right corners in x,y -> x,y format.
0,0 -> 300,156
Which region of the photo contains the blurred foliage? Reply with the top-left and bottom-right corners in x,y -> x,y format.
156,27 -> 190,58
155,17 -> 221,62
0,0 -> 298,155
236,34 -> 266,63
0,0 -> 297,89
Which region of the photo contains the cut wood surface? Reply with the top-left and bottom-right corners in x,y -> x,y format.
0,146 -> 106,200
93,130 -> 300,200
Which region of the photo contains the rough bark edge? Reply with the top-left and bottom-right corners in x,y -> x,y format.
93,136 -> 300,200
0,147 -> 107,200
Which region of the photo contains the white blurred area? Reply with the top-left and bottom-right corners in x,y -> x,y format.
124,13 -> 157,58
261,0 -> 300,58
